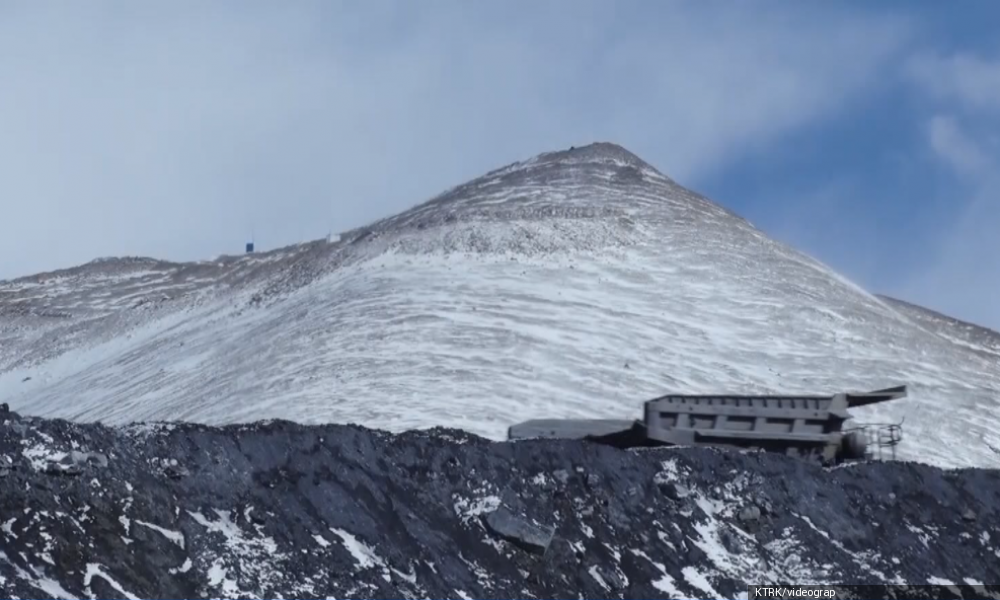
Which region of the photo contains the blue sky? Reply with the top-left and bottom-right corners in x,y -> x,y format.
702,1 -> 1000,331
0,1 -> 997,329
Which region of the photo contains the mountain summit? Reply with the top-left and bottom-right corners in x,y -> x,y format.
493,141 -> 665,174
1,143 -> 998,469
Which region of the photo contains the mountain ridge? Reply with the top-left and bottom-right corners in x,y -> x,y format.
1,142 -> 998,469
0,142 -> 982,335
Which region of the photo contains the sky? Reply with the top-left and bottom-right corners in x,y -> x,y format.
0,1 -> 997,330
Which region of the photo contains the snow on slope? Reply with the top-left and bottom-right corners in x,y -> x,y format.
1,142 -> 998,469
877,294 -> 1000,360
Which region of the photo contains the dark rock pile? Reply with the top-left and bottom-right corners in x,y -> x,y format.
0,405 -> 998,599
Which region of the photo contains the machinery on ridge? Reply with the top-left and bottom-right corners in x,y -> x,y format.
507,385 -> 908,465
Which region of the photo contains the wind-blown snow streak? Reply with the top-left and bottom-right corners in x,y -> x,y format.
1,143 -> 998,469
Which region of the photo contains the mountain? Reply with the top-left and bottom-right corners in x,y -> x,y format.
1,142 -> 998,469
1,406 -> 998,599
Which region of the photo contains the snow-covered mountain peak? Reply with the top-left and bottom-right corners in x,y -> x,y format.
348,142 -> 750,262
473,141 -> 669,185
510,141 -> 669,177
1,143 -> 999,470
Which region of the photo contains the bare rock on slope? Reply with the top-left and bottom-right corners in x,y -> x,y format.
0,410 -> 998,599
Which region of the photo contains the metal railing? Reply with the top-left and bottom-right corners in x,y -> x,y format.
844,420 -> 903,461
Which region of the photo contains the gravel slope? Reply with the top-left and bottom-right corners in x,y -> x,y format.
1,407 -> 998,599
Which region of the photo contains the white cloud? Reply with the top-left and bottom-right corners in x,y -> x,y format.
0,2 -> 911,280
898,50 -> 1000,329
927,114 -> 991,176
906,51 -> 1000,113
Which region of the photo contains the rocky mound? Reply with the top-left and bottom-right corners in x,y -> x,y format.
0,406 -> 998,599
